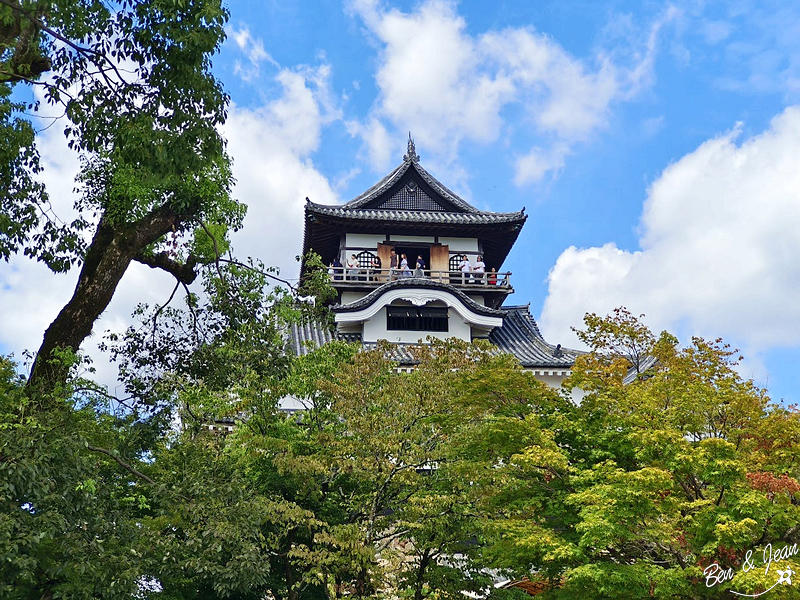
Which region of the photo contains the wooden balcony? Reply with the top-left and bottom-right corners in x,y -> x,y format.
329,268 -> 513,292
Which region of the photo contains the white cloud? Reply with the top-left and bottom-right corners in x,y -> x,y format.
702,20 -> 734,45
346,116 -> 392,171
540,106 -> 800,356
227,25 -> 276,81
513,144 -> 569,186
223,62 -> 340,275
675,4 -> 800,98
348,0 -> 674,183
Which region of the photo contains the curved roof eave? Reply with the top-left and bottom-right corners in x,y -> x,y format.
305,201 -> 527,226
489,305 -> 584,367
333,278 -> 506,318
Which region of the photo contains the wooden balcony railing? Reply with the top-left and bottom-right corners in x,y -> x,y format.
328,267 -> 512,288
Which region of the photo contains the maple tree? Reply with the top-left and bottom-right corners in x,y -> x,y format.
477,309 -> 800,599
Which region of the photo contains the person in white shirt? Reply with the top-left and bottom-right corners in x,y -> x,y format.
458,255 -> 471,284
473,255 -> 486,284
347,254 -> 359,280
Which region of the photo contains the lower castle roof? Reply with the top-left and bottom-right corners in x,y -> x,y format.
288,304 -> 582,368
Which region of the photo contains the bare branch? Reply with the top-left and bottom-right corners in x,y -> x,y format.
218,257 -> 297,291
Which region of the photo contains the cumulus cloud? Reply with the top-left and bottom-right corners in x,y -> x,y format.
539,107 -> 800,358
224,64 -> 340,275
348,0 -> 674,183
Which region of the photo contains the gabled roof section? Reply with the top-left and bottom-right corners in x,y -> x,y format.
343,134 -> 481,214
301,136 -> 527,277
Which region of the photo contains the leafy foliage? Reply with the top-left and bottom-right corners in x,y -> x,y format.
478,310 -> 800,599
0,0 -> 251,390
3,300 -> 798,599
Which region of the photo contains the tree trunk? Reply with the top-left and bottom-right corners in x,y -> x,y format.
28,204 -> 193,390
285,528 -> 297,600
413,550 -> 431,600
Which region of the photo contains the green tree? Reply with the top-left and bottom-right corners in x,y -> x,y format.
1,0 -> 242,389
480,309 -> 800,599
0,251 -> 335,599
218,339 -> 520,599
0,353 -> 165,599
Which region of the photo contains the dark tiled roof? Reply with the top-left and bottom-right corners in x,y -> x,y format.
622,355 -> 660,384
305,201 -> 526,226
362,341 -> 421,365
287,304 -> 581,369
343,154 -> 480,213
288,320 -> 337,356
332,278 -> 506,318
488,305 -> 582,368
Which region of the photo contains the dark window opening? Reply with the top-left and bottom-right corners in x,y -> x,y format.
387,306 -> 448,332
393,246 -> 430,273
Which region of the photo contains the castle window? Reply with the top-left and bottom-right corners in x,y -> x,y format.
356,250 -> 378,269
386,306 -> 448,332
449,254 -> 462,272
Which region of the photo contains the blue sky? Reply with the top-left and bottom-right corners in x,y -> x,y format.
2,0 -> 800,403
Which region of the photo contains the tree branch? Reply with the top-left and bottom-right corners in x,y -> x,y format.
0,0 -> 127,87
134,251 -> 198,285
86,444 -> 156,485
218,257 -> 297,291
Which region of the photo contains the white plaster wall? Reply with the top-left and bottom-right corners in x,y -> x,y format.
345,233 -> 385,248
389,235 -> 436,243
439,237 -> 479,252
527,372 -> 586,405
341,292 -> 363,305
362,307 -> 471,343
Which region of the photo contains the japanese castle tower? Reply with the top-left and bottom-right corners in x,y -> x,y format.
295,136 -> 580,392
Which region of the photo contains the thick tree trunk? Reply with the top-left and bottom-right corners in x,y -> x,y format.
28,204 -> 194,391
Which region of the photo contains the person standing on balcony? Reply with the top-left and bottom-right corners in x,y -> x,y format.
332,257 -> 343,281
371,255 -> 382,282
400,253 -> 411,277
347,254 -> 359,280
473,255 -> 486,284
458,255 -> 471,284
415,255 -> 426,277
487,267 -> 497,285
389,249 -> 398,280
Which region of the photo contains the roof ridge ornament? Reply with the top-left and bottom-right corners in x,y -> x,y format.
404,132 -> 419,163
